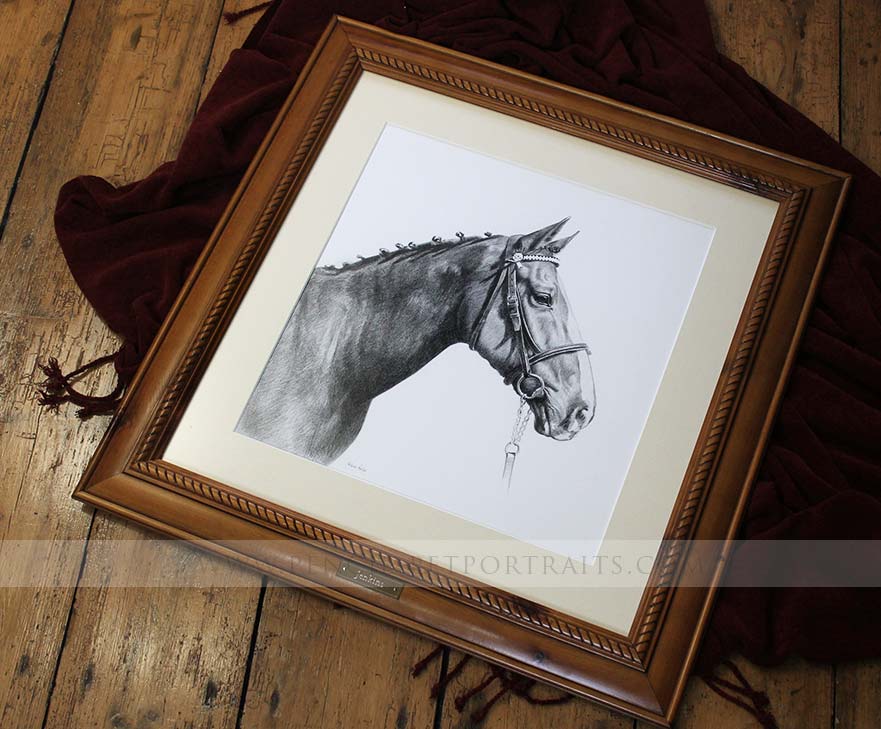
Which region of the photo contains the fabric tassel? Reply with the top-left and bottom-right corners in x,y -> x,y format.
469,682 -> 510,723
410,645 -> 443,678
701,659 -> 779,729
454,670 -> 497,711
456,667 -> 572,723
223,1 -> 273,25
36,353 -> 123,419
411,647 -> 470,700
430,655 -> 469,699
411,645 -> 572,725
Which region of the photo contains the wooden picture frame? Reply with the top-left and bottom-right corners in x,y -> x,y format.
74,17 -> 849,726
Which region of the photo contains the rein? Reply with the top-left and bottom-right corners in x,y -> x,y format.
469,238 -> 590,488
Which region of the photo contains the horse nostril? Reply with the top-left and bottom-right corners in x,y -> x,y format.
575,405 -> 592,427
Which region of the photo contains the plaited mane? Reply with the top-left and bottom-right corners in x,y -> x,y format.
316,232 -> 491,274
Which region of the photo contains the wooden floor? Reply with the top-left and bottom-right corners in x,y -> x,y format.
0,1 -> 878,728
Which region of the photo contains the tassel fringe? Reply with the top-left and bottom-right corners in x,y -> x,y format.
701,659 -> 779,729
223,1 -> 272,25
413,647 -> 778,727
411,645 -> 572,724
411,645 -> 443,678
36,354 -> 123,419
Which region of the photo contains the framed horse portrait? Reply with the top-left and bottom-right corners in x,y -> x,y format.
74,17 -> 849,727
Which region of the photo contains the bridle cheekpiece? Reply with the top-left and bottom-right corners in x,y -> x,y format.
469,238 -> 590,401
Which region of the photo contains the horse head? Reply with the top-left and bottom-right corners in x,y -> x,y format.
466,218 -> 595,441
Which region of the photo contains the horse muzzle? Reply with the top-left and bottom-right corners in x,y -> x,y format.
532,399 -> 594,440
556,402 -> 594,439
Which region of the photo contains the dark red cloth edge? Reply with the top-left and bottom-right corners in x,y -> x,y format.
52,0 -> 881,676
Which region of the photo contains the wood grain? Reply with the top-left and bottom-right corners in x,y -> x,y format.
0,0 -> 73,223
0,0 -> 225,318
30,2 -> 270,727
0,2 -> 877,728
0,1 -> 258,727
706,0 -> 840,139
842,0 -> 881,172
835,660 -> 881,729
239,585 -> 440,729
0,313 -> 119,728
42,529 -> 261,729
71,16 -> 849,726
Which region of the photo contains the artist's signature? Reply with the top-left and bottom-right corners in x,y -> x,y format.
346,462 -> 367,473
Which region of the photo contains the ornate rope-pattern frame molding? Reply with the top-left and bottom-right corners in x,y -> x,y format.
130,457 -> 644,665
75,18 -> 849,726
353,46 -> 799,199
125,22 -> 816,671
632,186 -> 808,662
128,187 -> 809,668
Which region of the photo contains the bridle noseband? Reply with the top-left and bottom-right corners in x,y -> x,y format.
468,239 -> 590,400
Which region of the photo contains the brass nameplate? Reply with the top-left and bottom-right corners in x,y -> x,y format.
336,560 -> 404,599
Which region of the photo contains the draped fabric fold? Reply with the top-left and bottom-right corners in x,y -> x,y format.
53,0 -> 881,676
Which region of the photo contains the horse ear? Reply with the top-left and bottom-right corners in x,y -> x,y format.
518,218 -> 569,251
547,231 -> 579,254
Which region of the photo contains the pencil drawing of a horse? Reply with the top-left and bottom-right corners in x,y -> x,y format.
237,218 -> 595,464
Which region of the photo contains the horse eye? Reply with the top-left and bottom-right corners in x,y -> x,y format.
533,293 -> 553,307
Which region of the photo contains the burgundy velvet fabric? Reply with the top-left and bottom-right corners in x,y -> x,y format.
54,0 -> 881,671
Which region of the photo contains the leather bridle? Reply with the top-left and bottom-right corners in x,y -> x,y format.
468,238 -> 590,400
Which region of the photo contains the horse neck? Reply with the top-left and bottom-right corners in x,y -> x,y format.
319,245 -> 479,401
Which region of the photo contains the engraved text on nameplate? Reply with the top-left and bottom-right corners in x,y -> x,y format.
336,560 -> 404,599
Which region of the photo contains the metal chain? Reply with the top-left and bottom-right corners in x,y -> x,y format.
510,398 -> 532,447
502,398 -> 532,489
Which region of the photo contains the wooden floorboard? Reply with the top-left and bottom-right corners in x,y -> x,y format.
0,1 -> 259,727
842,0 -> 881,173
0,1 -> 878,728
835,659 -> 881,729
0,313 -> 117,728
42,534 -> 262,729
29,2 -> 270,727
0,0 -> 74,231
238,586 -> 440,729
705,0 -> 841,140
